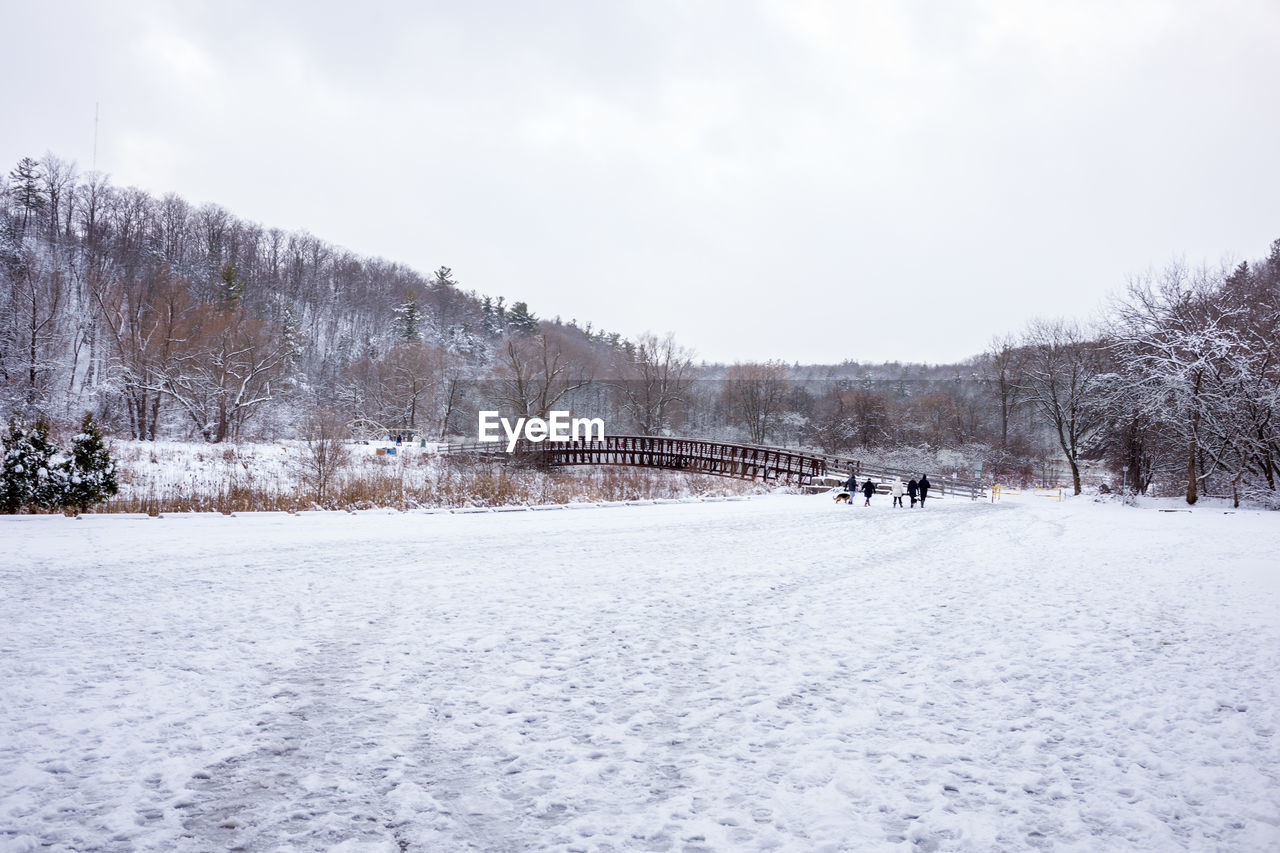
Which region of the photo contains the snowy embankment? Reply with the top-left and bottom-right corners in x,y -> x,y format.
1,494 -> 1278,851
104,441 -> 758,513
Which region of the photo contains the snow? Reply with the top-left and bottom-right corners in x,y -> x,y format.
1,494 -> 1278,851
101,440 -> 759,513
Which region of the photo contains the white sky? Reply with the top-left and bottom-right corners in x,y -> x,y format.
3,0 -> 1278,365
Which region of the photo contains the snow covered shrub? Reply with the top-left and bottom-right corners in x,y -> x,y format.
1,416 -> 61,513
1,414 -> 120,513
60,413 -> 119,513
1,418 -> 30,513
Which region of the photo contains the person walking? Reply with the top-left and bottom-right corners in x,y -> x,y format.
862,478 -> 876,506
842,471 -> 858,505
918,474 -> 931,507
907,478 -> 919,508
891,478 -> 905,507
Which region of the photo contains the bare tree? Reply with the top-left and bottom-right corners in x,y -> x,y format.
384,341 -> 443,429
1016,319 -> 1109,495
91,268 -> 190,439
2,249 -> 65,408
722,361 -> 789,445
979,334 -> 1025,448
493,327 -> 594,419
40,153 -> 78,243
611,332 -> 694,435
150,304 -> 294,442
296,408 -> 351,506
156,193 -> 191,268
78,172 -> 115,276
434,348 -> 470,440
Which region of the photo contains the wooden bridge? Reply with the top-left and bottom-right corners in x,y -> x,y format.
443,435 -> 825,484
439,434 -> 985,498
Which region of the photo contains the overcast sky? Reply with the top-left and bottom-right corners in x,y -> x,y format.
4,0 -> 1278,365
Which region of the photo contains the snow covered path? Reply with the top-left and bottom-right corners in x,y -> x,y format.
2,495 -> 1278,851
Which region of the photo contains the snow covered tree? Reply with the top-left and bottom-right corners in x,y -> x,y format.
7,157 -> 45,237
216,261 -> 246,307
150,304 -> 295,442
60,412 -> 118,512
39,154 -> 77,243
279,307 -> 305,368
91,268 -> 190,441
506,301 -> 538,335
1,416 -> 60,513
384,342 -> 443,429
978,335 -> 1026,449
1016,320 -> 1109,495
2,247 -> 66,408
483,295 -> 508,336
395,293 -> 423,342
1,418 -> 30,513
722,361 -> 790,445
611,332 -> 694,436
494,328 -> 594,418
1107,265 -> 1249,504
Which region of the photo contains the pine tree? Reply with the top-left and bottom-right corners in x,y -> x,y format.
1,419 -> 30,513
280,307 -> 304,365
217,261 -> 246,307
429,266 -> 457,291
26,417 -> 63,509
395,293 -> 423,341
1,416 -> 60,512
8,156 -> 46,236
60,413 -> 119,513
507,301 -> 538,334
483,296 -> 508,336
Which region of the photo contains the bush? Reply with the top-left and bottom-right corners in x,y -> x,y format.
0,413 -> 118,513
62,413 -> 120,512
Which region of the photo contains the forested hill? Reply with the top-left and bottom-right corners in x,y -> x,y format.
0,153 -> 676,438
1,154 -> 565,395
0,152 -> 970,442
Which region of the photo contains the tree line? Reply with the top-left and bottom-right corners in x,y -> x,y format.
2,153 -> 1277,506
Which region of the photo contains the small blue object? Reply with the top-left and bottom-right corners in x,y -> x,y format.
386,447 -> 397,455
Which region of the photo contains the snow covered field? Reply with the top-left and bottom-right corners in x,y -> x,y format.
2,494 -> 1278,851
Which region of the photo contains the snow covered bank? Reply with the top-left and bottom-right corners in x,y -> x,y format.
1,495 -> 1277,851
102,440 -> 760,514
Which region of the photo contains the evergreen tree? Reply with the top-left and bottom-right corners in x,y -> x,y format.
26,417 -> 63,509
1,419 -> 30,513
507,301 -> 538,334
8,156 -> 46,236
430,266 -> 457,291
482,296 -> 508,336
281,307 -> 305,366
217,261 -> 246,307
1,416 -> 60,512
395,293 -> 423,341
60,413 -> 119,512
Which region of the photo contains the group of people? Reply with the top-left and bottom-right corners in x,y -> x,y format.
842,473 -> 931,507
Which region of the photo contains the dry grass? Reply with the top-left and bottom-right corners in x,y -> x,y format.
99,445 -> 764,515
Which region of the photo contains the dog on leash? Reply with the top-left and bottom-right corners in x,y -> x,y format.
834,491 -> 852,504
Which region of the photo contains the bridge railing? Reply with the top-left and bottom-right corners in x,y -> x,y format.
438,435 -> 825,484
516,435 -> 827,484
